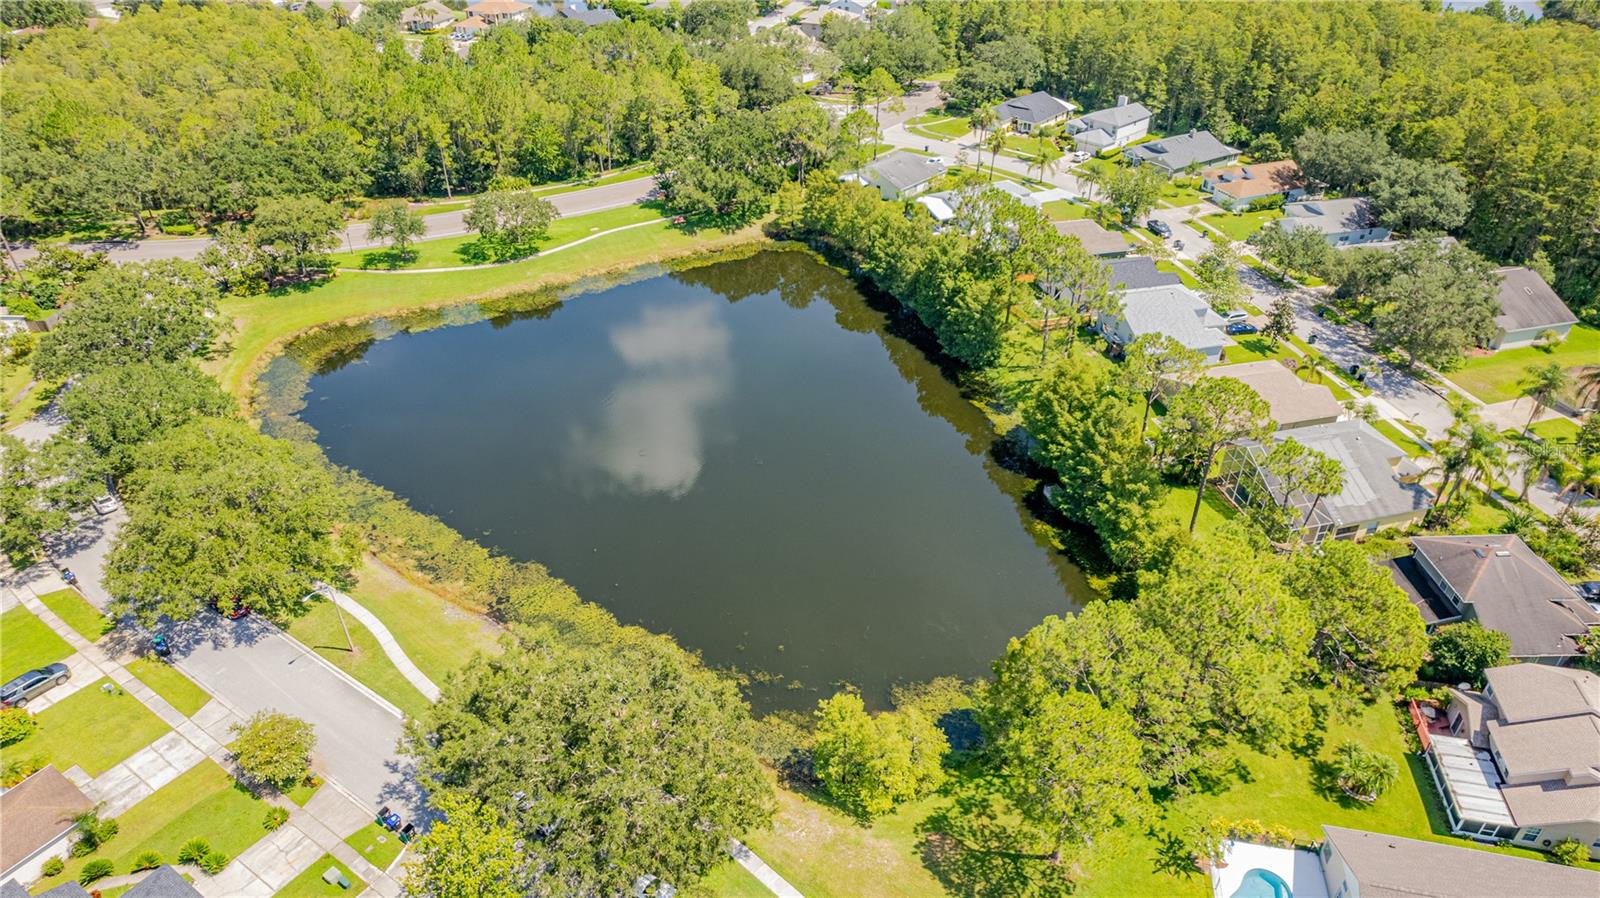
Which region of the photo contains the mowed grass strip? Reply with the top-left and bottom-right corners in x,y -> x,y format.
0,606 -> 73,680
350,556 -> 501,688
343,821 -> 405,872
274,853 -> 367,898
127,655 -> 211,717
4,678 -> 169,775
284,599 -> 432,720
328,203 -> 668,271
35,588 -> 113,642
1448,324 -> 1600,403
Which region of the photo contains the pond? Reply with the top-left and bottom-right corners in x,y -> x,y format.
282,250 -> 1088,710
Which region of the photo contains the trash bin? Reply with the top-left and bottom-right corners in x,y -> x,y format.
321,866 -> 351,889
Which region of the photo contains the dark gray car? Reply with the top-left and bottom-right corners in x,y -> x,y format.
1,663 -> 70,708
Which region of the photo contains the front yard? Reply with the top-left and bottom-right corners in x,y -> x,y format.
343,821 -> 405,872
1447,324 -> 1600,403
36,588 -> 112,642
0,606 -> 72,681
3,677 -> 171,776
274,854 -> 366,898
1198,208 -> 1283,242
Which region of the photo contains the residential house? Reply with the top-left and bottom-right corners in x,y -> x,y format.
1277,197 -> 1390,247
1317,825 -> 1600,896
558,1 -> 620,24
0,766 -> 92,885
824,0 -> 873,17
1064,96 -> 1152,153
1098,284 -> 1231,364
1200,361 -> 1344,430
467,0 -> 530,23
985,179 -> 1042,208
400,0 -> 455,31
122,866 -> 204,898
915,181 -> 1039,227
1487,266 -> 1578,350
993,91 -> 1076,134
1123,129 -> 1239,176
4,882 -> 88,898
452,14 -> 490,38
794,3 -> 861,39
1053,219 -> 1129,258
914,192 -> 957,225
1200,159 -> 1306,211
1215,419 -> 1432,543
852,151 -> 946,201
1420,665 -> 1600,859
291,0 -> 366,20
1101,256 -> 1181,291
1392,534 -> 1599,662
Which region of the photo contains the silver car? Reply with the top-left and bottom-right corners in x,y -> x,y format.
1,663 -> 70,708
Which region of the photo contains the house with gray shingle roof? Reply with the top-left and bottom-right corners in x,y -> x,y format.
849,151 -> 946,200
993,91 -> 1076,134
1277,197 -> 1390,247
558,1 -> 619,25
1065,96 -> 1152,153
123,866 -> 203,898
1101,256 -> 1181,292
1488,266 -> 1577,350
1098,283 -> 1231,363
1123,129 -> 1238,176
1318,824 -> 1600,895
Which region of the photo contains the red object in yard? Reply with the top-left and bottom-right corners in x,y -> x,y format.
672,215 -> 686,225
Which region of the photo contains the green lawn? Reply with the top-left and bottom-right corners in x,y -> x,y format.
2,678 -> 170,776
1199,208 -> 1283,242
127,655 -> 211,717
529,164 -> 655,197
1041,199 -> 1092,221
692,860 -> 774,898
284,599 -> 432,720
1156,481 -> 1239,540
1077,156 -> 1121,179
1448,324 -> 1600,403
273,854 -> 366,898
35,588 -> 112,642
905,113 -> 970,141
286,776 -> 323,807
1160,177 -> 1208,207
3,376 -> 60,430
1373,420 -> 1431,459
1526,415 -> 1582,443
210,220 -> 765,399
1222,335 -> 1296,366
343,821 -> 405,872
350,556 -> 502,687
30,761 -> 269,891
0,606 -> 73,681
329,204 -> 668,270
1157,260 -> 1200,288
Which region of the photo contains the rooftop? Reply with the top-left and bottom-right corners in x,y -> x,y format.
0,766 -> 91,874
1202,159 -> 1305,199
1280,197 -> 1379,236
1070,99 -> 1153,132
1321,825 -> 1600,897
994,91 -> 1075,126
467,0 -> 529,12
123,866 -> 203,898
1053,219 -> 1128,256
1492,266 -> 1578,335
1202,360 -> 1344,429
1411,534 -> 1599,658
1116,284 -> 1229,354
1124,129 -> 1238,171
1102,256 -> 1181,291
1381,555 -> 1457,625
559,2 -> 619,23
1482,664 -> 1599,725
861,150 -> 946,192
1246,419 -> 1432,527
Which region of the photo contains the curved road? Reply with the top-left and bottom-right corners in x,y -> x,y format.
13,176 -> 656,265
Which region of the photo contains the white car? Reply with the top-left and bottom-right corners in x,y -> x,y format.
92,495 -> 121,515
1070,151 -> 1091,163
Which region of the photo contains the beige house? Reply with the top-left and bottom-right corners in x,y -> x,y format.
1423,665 -> 1600,859
1201,361 -> 1344,430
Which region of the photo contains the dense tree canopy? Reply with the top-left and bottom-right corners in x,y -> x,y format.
56,360 -> 235,481
32,260 -> 224,379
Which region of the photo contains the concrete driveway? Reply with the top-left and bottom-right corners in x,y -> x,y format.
12,176 -> 656,265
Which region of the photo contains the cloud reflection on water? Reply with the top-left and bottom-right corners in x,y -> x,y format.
568,301 -> 731,498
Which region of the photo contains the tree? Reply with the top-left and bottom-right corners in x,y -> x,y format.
32,261 -> 223,380
249,195 -> 344,279
57,361 -> 235,481
1330,740 -> 1399,802
1261,295 -> 1295,347
462,191 -> 558,258
1366,241 -> 1500,368
1253,438 -> 1344,539
1162,377 -> 1273,532
1518,361 -> 1571,435
1288,541 -> 1427,698
1514,435 -> 1567,501
983,129 -> 1006,182
967,105 -> 997,143
833,109 -> 880,172
1423,622 -> 1510,687
1119,334 -> 1204,437
656,109 -> 786,223
367,200 -> 426,256
1101,165 -> 1165,224
1192,237 -> 1248,312
104,418 -> 353,624
1372,158 -> 1470,233
229,711 -> 316,789
1250,224 -> 1334,282
0,245 -> 106,317
990,689 -> 1148,864
1293,128 -> 1393,193
770,97 -> 832,182
0,435 -> 99,565
404,632 -> 772,898
859,67 -> 902,136
404,793 -> 526,898
811,691 -> 948,819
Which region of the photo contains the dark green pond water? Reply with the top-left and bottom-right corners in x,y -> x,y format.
290,250 -> 1086,709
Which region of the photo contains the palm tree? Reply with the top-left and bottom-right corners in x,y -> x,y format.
1560,452 -> 1600,509
1572,364 -> 1600,410
984,129 -> 1006,182
1441,421 -> 1507,506
968,106 -> 997,145
1519,361 -> 1571,436
1513,436 -> 1567,501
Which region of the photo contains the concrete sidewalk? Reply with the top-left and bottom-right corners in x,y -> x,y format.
316,584 -> 439,701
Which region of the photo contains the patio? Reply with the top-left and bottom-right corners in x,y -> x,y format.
1210,841 -> 1330,898
1423,734 -> 1518,840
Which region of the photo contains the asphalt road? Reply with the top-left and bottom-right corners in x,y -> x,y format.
12,176 -> 656,265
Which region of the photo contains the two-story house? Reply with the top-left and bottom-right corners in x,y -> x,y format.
1064,96 -> 1152,153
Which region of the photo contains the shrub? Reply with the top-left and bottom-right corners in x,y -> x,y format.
1,755 -> 44,787
70,809 -> 118,856
1331,740 -> 1400,802
1423,622 -> 1511,687
1550,839 -> 1587,866
263,806 -> 290,830
79,859 -> 114,885
131,850 -> 163,871
199,851 -> 230,875
1247,194 -> 1287,212
0,708 -> 37,746
177,838 -> 211,865
41,857 -> 64,877
228,711 -> 316,789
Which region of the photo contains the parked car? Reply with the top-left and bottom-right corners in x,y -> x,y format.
1225,322 -> 1259,335
208,599 -> 250,620
1223,310 -> 1250,324
1146,219 -> 1172,238
2,663 -> 71,708
1070,150 -> 1090,163
92,494 -> 121,515
1575,581 -> 1600,602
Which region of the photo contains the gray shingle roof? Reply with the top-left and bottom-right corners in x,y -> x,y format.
1,882 -> 32,898
1411,534 -> 1599,658
862,151 -> 945,192
35,885 -> 91,898
1072,101 -> 1152,132
1124,130 -> 1238,172
1102,256 -> 1181,291
1116,285 -> 1228,354
1250,419 -> 1432,527
994,91 -> 1074,126
1321,825 -> 1600,898
1492,266 -> 1577,334
124,866 -> 203,898
1280,197 -> 1378,236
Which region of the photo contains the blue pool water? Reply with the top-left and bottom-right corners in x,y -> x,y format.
1230,868 -> 1293,898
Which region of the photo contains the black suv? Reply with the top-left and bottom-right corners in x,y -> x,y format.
1,663 -> 70,708
1146,219 -> 1173,238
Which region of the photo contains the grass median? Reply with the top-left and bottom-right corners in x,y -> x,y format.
329,204 -> 668,271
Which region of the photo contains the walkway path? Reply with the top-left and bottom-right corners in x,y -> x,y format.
730,840 -> 805,898
335,217 -> 667,276
315,584 -> 439,701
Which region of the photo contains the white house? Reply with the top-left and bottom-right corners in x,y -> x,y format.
1318,825 -> 1600,896
1098,283 -> 1230,364
1277,198 -> 1391,247
852,151 -> 946,201
399,0 -> 455,31
1065,96 -> 1152,153
466,0 -> 531,23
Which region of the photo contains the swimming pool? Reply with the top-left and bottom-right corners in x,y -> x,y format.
1230,867 -> 1294,898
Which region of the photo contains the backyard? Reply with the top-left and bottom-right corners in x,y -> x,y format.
1447,324 -> 1600,403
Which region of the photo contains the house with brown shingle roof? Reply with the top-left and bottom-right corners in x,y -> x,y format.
0,766 -> 92,884
466,0 -> 530,23
1201,159 -> 1306,211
